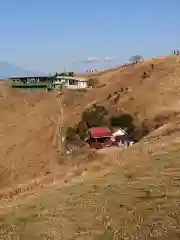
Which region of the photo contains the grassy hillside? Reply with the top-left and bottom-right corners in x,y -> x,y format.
0,85 -> 60,193
1,145 -> 180,239
1,56 -> 180,239
63,56 -> 180,136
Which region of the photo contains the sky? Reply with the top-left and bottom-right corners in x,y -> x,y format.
0,0 -> 180,74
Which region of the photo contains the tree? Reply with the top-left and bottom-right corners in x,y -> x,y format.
129,55 -> 143,64
67,72 -> 75,77
82,104 -> 108,128
54,72 -> 75,77
55,72 -> 68,76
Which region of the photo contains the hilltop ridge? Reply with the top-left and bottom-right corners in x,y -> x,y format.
64,56 -> 180,128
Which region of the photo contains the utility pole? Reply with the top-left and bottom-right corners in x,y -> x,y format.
63,67 -> 67,75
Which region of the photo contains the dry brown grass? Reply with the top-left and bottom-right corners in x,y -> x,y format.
1,56 -> 180,238
1,144 -> 180,239
0,87 -> 60,190
64,56 -> 180,129
1,109 -> 180,239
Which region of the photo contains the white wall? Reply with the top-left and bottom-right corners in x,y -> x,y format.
78,81 -> 88,88
54,78 -> 88,89
67,81 -> 87,89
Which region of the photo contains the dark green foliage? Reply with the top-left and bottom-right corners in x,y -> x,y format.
55,72 -> 67,76
67,72 -> 75,77
82,105 -> 108,128
110,113 -> 134,130
65,105 -> 158,144
110,113 -> 146,142
129,55 -> 143,64
55,72 -> 75,77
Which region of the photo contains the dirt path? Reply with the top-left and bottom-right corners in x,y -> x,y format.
98,146 -> 122,154
54,91 -> 65,154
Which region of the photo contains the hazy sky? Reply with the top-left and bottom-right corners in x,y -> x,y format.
0,0 -> 180,73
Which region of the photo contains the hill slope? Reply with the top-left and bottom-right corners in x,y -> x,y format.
1,56 -> 180,239
64,56 -> 180,129
1,142 -> 180,239
0,87 -> 60,193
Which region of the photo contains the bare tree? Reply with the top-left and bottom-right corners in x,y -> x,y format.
129,55 -> 143,64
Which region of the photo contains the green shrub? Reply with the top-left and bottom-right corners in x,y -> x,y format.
82,105 -> 108,128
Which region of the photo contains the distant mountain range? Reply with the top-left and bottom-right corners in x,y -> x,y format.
0,62 -> 45,79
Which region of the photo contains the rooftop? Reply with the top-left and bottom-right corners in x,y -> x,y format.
89,127 -> 112,138
56,76 -> 88,82
112,127 -> 127,136
8,75 -> 54,79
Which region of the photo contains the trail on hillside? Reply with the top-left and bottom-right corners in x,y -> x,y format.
54,91 -> 65,154
1,55 -> 180,201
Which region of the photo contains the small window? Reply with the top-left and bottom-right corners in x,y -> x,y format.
97,137 -> 109,143
69,79 -> 78,85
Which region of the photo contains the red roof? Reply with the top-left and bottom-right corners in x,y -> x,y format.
89,127 -> 112,138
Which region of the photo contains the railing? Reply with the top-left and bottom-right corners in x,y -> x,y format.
11,84 -> 48,88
